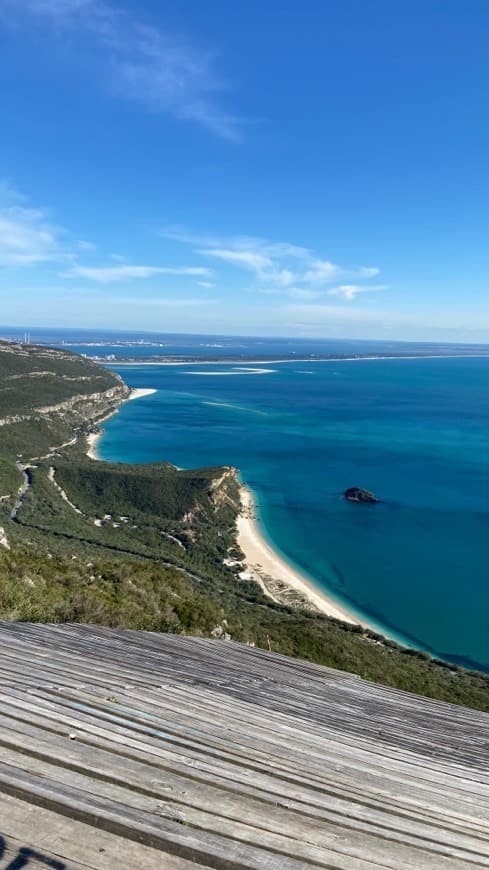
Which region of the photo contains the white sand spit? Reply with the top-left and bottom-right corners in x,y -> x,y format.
128,388 -> 157,400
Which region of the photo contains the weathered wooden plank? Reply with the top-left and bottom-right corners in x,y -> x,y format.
4,682 -> 487,837
0,623 -> 488,867
0,793 -> 203,869
0,715 -> 485,869
0,759 -> 348,870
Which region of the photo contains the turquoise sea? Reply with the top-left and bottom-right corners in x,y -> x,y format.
91,354 -> 489,671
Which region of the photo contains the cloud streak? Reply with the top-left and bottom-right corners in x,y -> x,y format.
163,226 -> 381,295
0,204 -> 65,267
64,264 -> 212,283
327,283 -> 387,300
5,0 -> 242,140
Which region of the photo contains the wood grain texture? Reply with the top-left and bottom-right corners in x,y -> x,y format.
0,622 -> 487,868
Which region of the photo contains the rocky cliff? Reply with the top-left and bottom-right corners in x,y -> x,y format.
0,384 -> 129,429
0,340 -> 129,464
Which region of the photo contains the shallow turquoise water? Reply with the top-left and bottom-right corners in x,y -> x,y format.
98,357 -> 489,670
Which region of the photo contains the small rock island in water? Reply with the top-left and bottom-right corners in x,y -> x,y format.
344,487 -> 380,504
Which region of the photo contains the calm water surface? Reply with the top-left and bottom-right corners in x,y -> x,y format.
97,357 -> 489,670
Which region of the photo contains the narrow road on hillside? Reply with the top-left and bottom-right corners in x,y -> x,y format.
13,515 -> 207,585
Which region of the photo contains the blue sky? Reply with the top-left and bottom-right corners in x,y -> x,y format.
1,0 -> 489,340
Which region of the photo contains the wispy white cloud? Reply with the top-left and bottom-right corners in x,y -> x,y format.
4,0 -> 242,140
303,263 -> 380,285
163,226 -> 381,296
0,204 -> 65,267
201,246 -> 298,288
196,280 -> 215,288
355,266 -> 381,279
77,239 -> 96,251
303,260 -> 340,284
64,263 -> 212,283
202,248 -> 273,272
163,227 -> 311,261
258,284 -> 387,301
327,283 -> 387,300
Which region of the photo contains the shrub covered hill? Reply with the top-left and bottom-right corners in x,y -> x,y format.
1,339 -> 489,711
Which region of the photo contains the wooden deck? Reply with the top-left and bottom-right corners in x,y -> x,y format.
0,623 -> 487,868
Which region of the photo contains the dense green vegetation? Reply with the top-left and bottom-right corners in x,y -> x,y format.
0,341 -> 118,418
1,338 -> 489,712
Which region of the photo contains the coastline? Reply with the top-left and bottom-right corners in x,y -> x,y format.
76,353 -> 484,665
85,382 -> 367,626
237,484 -> 368,626
84,379 -> 408,644
105,353 -> 489,367
86,387 -> 156,460
86,380 -> 376,630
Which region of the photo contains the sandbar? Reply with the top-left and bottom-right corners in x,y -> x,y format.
127,388 -> 157,400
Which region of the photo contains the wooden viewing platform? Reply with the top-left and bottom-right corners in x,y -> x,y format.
0,624 -> 487,868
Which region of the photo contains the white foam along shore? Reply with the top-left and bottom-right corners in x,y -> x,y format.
86,387 -> 157,460
237,485 -> 369,626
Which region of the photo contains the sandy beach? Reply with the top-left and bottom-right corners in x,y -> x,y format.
237,485 -> 367,625
86,387 -> 156,459
127,388 -> 157,400
86,430 -> 103,460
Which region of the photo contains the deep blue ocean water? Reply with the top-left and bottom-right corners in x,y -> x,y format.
90,354 -> 489,671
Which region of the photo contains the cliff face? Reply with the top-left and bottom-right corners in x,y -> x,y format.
0,340 -> 127,417
0,384 -> 129,429
209,466 -> 241,511
0,341 -> 129,460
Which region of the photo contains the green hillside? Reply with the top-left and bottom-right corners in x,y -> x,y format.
1,339 -> 489,712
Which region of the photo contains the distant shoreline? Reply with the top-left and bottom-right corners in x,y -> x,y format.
103,353 -> 489,367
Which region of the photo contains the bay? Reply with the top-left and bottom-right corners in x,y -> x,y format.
96,355 -> 489,671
